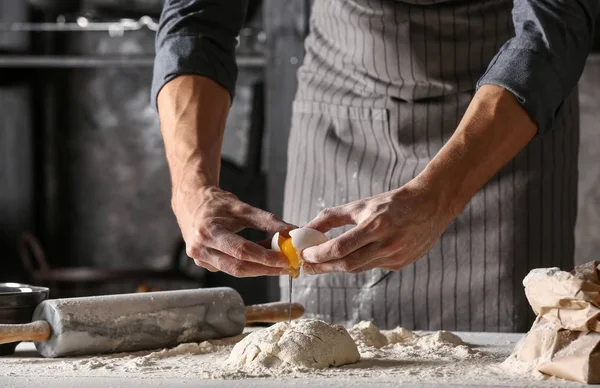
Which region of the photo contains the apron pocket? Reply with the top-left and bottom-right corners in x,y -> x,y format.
286,100 -> 393,294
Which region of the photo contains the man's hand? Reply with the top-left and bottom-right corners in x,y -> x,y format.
301,181 -> 452,274
173,183 -> 293,277
301,84 -> 537,274
158,75 -> 293,277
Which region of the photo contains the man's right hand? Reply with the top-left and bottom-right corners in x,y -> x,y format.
158,75 -> 292,277
172,183 -> 293,277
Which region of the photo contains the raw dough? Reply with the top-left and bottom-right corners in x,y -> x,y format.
226,319 -> 360,369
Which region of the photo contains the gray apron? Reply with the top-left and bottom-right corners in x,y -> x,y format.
281,0 -> 579,333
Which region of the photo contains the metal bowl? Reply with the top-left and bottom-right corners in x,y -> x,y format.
0,283 -> 49,356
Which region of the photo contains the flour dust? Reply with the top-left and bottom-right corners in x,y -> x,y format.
0,321 -> 580,387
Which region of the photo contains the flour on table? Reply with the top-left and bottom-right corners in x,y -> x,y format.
226,319 -> 360,370
218,320 -> 487,379
346,320 -> 476,360
3,321 -> 577,386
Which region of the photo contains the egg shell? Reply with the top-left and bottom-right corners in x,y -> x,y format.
271,233 -> 282,252
289,228 -> 329,251
271,228 -> 328,252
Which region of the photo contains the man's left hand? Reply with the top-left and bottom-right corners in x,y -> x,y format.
301,180 -> 454,274
301,85 -> 538,275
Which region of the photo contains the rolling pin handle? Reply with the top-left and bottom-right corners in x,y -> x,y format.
0,320 -> 51,344
245,302 -> 304,324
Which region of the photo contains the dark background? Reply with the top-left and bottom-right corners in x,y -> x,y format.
1,0 -> 599,304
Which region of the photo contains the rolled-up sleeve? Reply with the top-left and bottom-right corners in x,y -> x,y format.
477,0 -> 600,133
151,0 -> 248,110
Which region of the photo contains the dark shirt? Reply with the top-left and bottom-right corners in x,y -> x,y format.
151,0 -> 598,133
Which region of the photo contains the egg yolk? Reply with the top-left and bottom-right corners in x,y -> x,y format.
278,236 -> 302,278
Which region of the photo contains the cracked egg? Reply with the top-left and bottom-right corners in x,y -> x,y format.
271,228 -> 329,278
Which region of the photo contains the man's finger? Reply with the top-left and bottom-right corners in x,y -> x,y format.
301,226 -> 380,264
192,259 -> 220,272
211,228 -> 289,268
303,242 -> 382,274
350,258 -> 387,273
239,206 -> 296,234
200,247 -> 288,277
303,206 -> 356,233
256,238 -> 273,249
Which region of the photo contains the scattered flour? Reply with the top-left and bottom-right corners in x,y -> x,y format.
346,320 -> 475,360
522,267 -> 562,286
1,322 -> 580,387
500,352 -> 547,381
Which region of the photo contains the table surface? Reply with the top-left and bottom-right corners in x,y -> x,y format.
0,331 -> 586,388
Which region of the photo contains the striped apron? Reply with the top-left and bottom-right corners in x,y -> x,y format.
281,0 -> 579,333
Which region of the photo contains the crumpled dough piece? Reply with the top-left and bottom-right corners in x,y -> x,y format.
227,319 -> 360,369
385,327 -> 419,345
347,320 -> 389,348
417,330 -> 465,348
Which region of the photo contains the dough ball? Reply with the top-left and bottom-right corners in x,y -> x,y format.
227,319 -> 360,369
347,321 -> 388,348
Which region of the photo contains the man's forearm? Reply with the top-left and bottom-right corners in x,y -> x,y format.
156,74 -> 291,276
416,84 -> 537,219
157,75 -> 231,194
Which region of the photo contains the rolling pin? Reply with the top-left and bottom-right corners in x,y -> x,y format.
0,287 -> 303,358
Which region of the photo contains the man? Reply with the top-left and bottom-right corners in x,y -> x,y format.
152,0 -> 598,332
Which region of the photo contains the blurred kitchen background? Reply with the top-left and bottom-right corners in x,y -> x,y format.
0,1 -> 599,304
